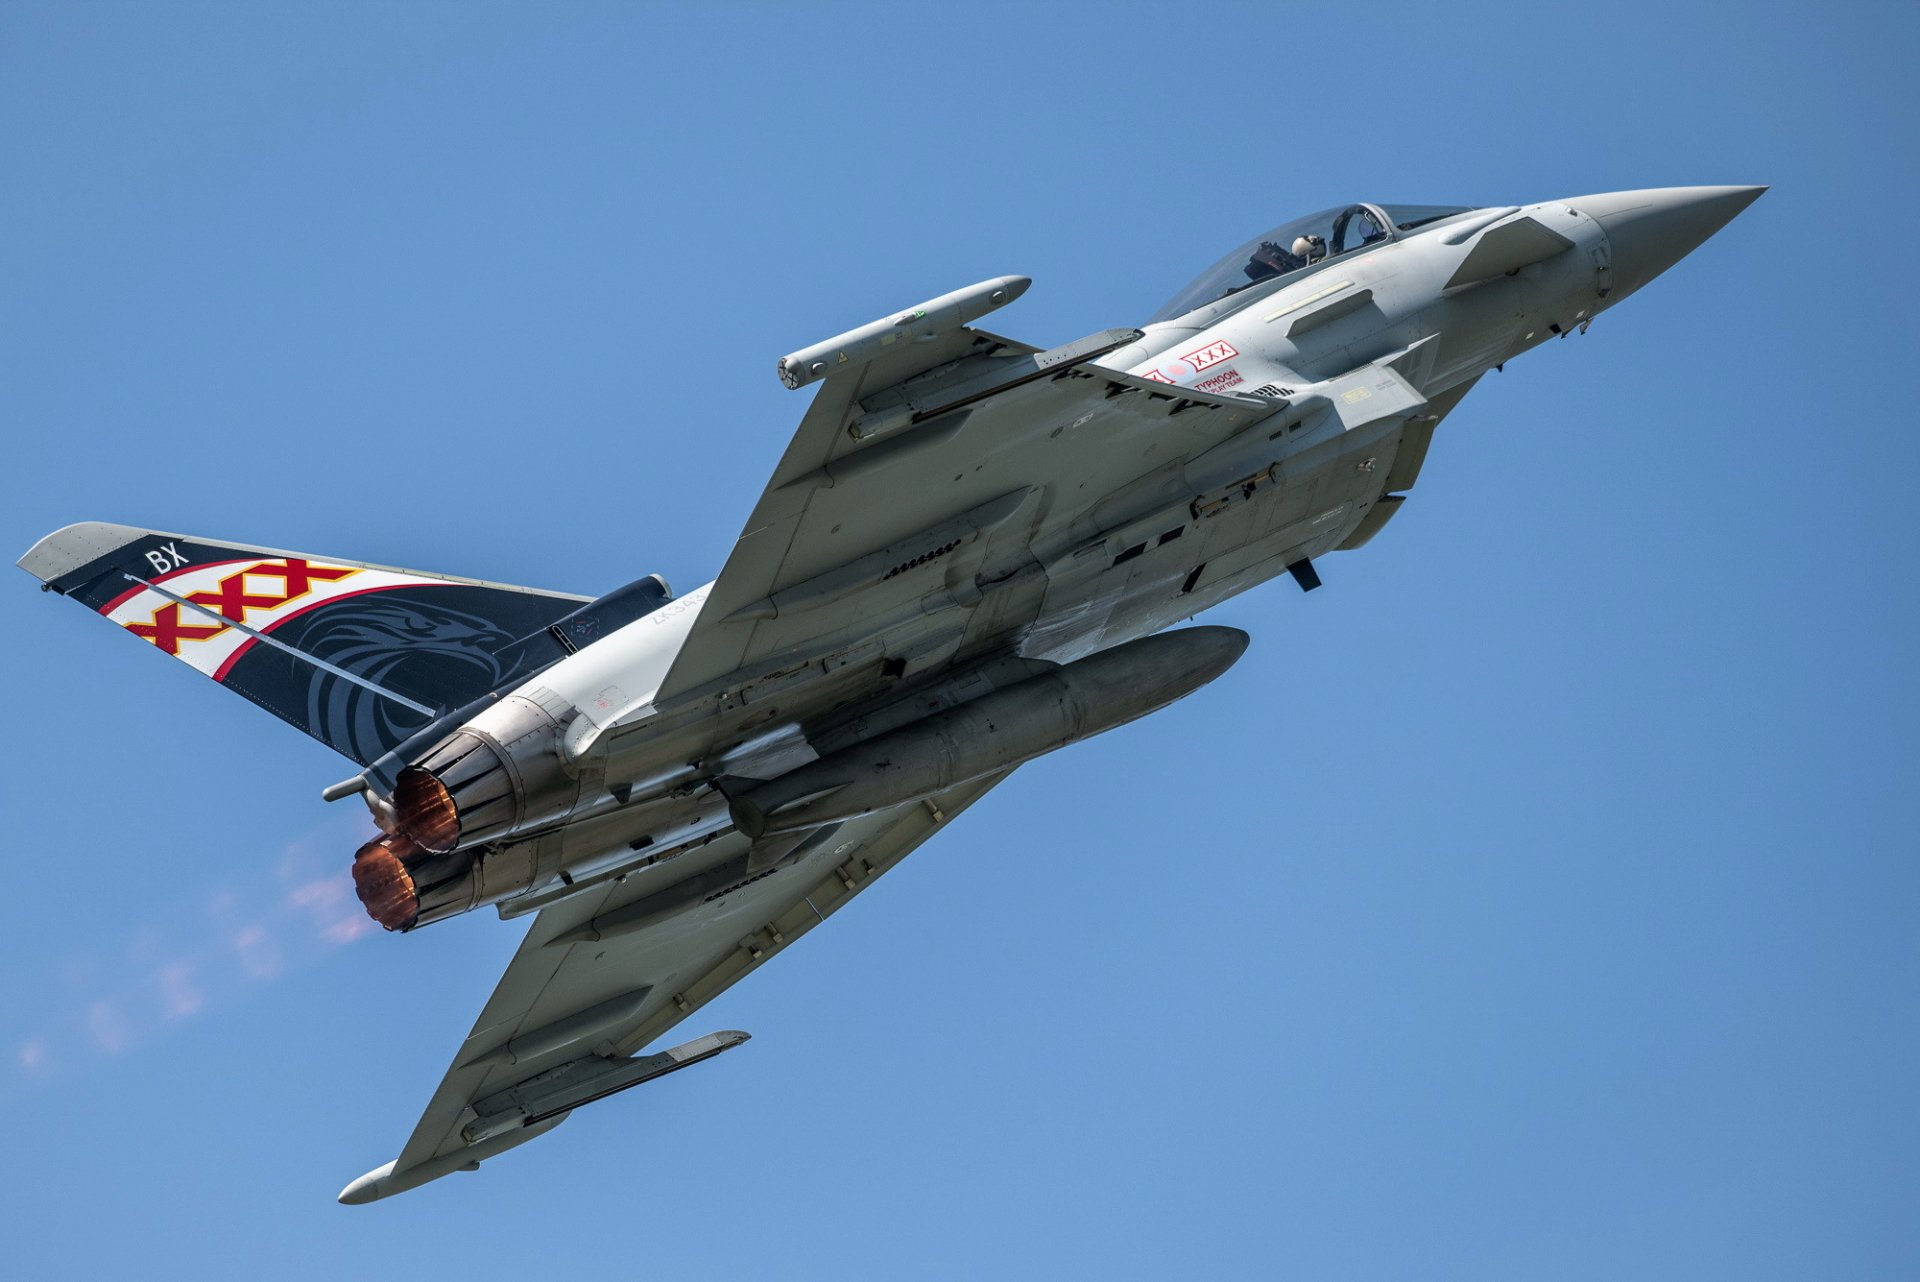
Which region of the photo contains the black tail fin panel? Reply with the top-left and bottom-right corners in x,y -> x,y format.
20,522 -> 603,765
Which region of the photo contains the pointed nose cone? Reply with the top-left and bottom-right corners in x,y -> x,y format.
1573,185 -> 1766,301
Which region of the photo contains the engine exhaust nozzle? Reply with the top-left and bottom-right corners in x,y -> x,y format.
352,833 -> 425,931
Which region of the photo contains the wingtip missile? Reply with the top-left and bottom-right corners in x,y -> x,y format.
777,274 -> 1031,389
337,1031 -> 751,1205
337,1114 -> 567,1206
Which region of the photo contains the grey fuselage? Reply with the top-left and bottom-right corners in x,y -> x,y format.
388,187 -> 1758,923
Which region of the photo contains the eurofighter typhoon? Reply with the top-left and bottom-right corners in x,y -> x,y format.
19,186 -> 1761,1201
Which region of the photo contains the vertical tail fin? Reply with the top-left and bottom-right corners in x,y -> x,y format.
19,522 -> 647,764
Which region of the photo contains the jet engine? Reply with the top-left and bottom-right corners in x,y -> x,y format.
352,695 -> 583,930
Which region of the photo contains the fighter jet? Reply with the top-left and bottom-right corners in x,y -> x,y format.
18,185 -> 1762,1202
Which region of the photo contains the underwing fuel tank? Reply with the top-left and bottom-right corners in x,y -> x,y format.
725,626 -> 1250,839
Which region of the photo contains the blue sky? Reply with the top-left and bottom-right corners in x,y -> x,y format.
2,2 -> 1914,1277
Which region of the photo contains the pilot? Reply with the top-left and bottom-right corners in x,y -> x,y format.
1291,233 -> 1327,264
1244,239 -> 1305,283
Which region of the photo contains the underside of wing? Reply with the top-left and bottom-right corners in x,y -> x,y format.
338,768 -> 1012,1203
652,314 -> 1277,705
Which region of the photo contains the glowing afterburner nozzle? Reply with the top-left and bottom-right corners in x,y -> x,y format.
392,731 -> 519,853
392,768 -> 459,853
352,834 -> 423,932
351,695 -> 582,931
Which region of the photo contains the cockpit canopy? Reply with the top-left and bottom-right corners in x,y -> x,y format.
1148,202 -> 1475,324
